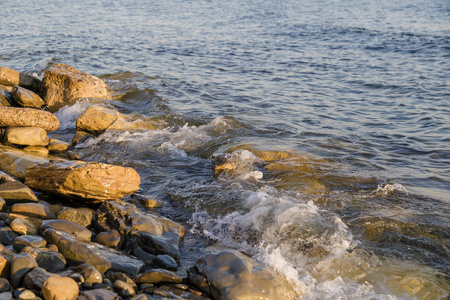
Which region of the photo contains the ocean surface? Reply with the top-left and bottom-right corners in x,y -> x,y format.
1,0 -> 449,299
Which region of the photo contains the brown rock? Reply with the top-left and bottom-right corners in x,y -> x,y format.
94,229 -> 122,249
42,276 -> 79,300
0,145 -> 50,180
40,64 -> 108,112
78,289 -> 120,300
11,203 -> 56,219
47,139 -> 71,153
22,146 -> 49,156
0,90 -> 13,107
0,254 -> 11,279
0,67 -> 40,90
0,84 -> 14,92
0,107 -> 59,132
0,171 -> 38,203
25,161 -> 140,203
134,269 -> 183,284
23,267 -> 59,290
13,235 -> 47,252
3,127 -> 49,146
10,217 -> 40,236
56,207 -> 94,228
74,263 -> 102,285
76,105 -> 127,135
10,253 -> 38,288
12,86 -> 45,108
41,219 -> 93,241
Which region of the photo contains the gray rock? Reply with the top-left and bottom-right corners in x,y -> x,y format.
0,278 -> 9,292
11,86 -> 44,109
134,269 -> 183,285
133,247 -> 155,265
41,219 -> 93,241
154,254 -> 178,271
0,292 -> 12,300
13,235 -> 47,252
78,289 -> 120,300
10,253 -> 38,289
33,249 -> 66,273
22,267 -> 59,290
0,227 -> 19,246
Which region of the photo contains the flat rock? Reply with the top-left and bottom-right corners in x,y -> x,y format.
10,253 -> 38,289
40,64 -> 108,112
41,219 -> 93,241
4,126 -> 49,147
0,67 -> 40,90
0,107 -> 59,132
25,161 -> 140,203
11,86 -> 44,109
56,207 -> 94,228
0,145 -> 50,180
22,146 -> 49,156
134,269 -> 183,284
12,203 -> 56,220
0,171 -> 38,203
47,139 -> 71,153
42,276 -> 79,300
43,228 -> 144,276
13,235 -> 47,252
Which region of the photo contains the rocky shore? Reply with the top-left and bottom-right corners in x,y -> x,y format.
0,65 -> 295,300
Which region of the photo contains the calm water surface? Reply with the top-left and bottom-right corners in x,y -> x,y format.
1,0 -> 449,299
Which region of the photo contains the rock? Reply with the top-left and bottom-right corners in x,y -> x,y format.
11,86 -> 45,109
129,294 -> 151,300
22,146 -> 49,156
0,107 -> 59,132
71,131 -> 94,146
66,150 -> 82,160
42,276 -> 79,300
56,207 -> 94,228
14,288 -> 36,300
0,227 -> 18,246
114,280 -> 135,298
25,161 -> 141,203
0,84 -> 13,92
3,127 -> 49,146
134,269 -> 183,285
0,171 -> 38,204
10,253 -> 38,289
0,197 -> 4,211
22,267 -> 59,290
74,263 -> 103,285
106,271 -> 137,293
0,278 -> 9,292
0,145 -> 49,180
41,220 -> 93,241
154,255 -> 178,271
0,254 -> 11,279
21,247 -> 66,273
76,105 -> 128,135
0,90 -> 13,107
12,203 -> 56,220
13,235 -> 47,252
133,247 -> 155,265
132,194 -> 163,209
10,218 -> 40,236
188,250 -> 296,300
47,139 -> 70,153
0,292 -> 12,300
0,67 -> 40,90
94,230 -> 122,249
78,289 -> 120,300
42,228 -> 144,276
40,64 -> 108,112
225,144 -> 294,162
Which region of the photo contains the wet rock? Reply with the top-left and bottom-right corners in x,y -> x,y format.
106,271 -> 137,293
0,67 -> 40,90
12,203 -> 56,220
43,228 -> 144,276
47,139 -> 70,153
14,288 -> 36,300
10,253 -> 38,289
114,280 -> 135,298
25,161 -> 141,203
42,276 -> 79,300
56,207 -> 94,228
134,269 -> 183,285
0,84 -> 13,92
10,218 -> 40,236
225,144 -> 294,162
0,90 -> 13,107
66,150 -> 82,160
3,126 -> 49,147
22,267 -> 58,290
0,245 -> 16,261
13,235 -> 47,252
0,198 -> 4,212
0,171 -> 38,204
0,145 -> 49,180
0,278 -> 9,292
129,294 -> 151,300
76,105 -> 128,135
154,255 -> 178,271
74,263 -> 103,285
22,146 -> 49,156
188,249 -> 296,300
78,289 -> 120,300
41,219 -> 93,241
94,229 -> 122,249
0,254 -> 11,279
22,247 -> 66,273
132,247 -> 155,265
11,86 -> 44,109
40,64 -> 108,112
0,107 -> 59,132
71,131 -> 94,146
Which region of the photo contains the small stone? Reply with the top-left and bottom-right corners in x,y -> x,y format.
12,203 -> 56,220
129,295 -> 150,300
0,227 -> 18,246
143,198 -> 163,209
10,218 -> 39,236
22,146 -> 49,156
114,280 -> 135,298
3,127 -> 49,146
76,105 -> 126,135
42,276 -> 79,300
75,263 -> 103,285
35,250 -> 66,273
70,274 -> 84,284
14,288 -> 36,300
78,289 -> 120,300
13,235 -> 47,252
47,244 -> 58,252
10,253 -> 38,289
106,271 -> 137,292
0,90 -> 13,107
154,254 -> 178,271
0,278 -> 9,292
47,139 -> 71,153
71,131 -> 93,146
66,150 -> 82,160
11,85 -> 44,109
134,269 -> 183,284
56,207 -> 94,228
0,292 -> 12,300
0,255 -> 11,279
94,230 -> 122,249
0,67 -> 39,90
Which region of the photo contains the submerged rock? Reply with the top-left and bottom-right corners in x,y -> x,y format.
40,64 -> 108,112
0,107 -> 59,132
11,86 -> 44,109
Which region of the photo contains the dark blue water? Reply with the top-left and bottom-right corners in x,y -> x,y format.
1,0 -> 449,298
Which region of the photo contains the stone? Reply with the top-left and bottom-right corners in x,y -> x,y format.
0,90 -> 13,107
225,144 -> 294,162
22,267 -> 58,290
10,218 -> 39,235
0,255 -> 11,279
0,197 -> 4,212
133,247 -> 155,265
154,255 -> 178,271
47,139 -> 70,153
40,64 -> 108,112
56,207 -> 94,228
25,161 -> 141,203
66,150 -> 82,160
0,67 -> 40,90
0,145 -> 49,180
11,86 -> 45,109
10,253 -> 38,289
0,107 -> 59,132
21,247 -> 66,273
76,105 -> 128,135
0,171 -> 38,204
188,250 -> 296,300
14,288 -> 36,300
13,235 -> 47,252
71,131 -> 94,146
41,220 -> 93,241
106,271 -> 137,293
0,227 -> 18,246
114,280 -> 135,298
94,230 -> 122,249
12,203 -> 56,220
0,292 -> 12,300
0,278 -> 9,292
22,146 -> 49,156
0,84 -> 13,92
3,127 -> 49,146
134,269 -> 183,285
42,229 -> 144,276
42,276 -> 79,300
129,294 -> 150,300
74,263 -> 102,285
78,289 -> 120,300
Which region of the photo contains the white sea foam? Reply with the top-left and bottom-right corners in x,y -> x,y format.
376,183 -> 407,195
54,101 -> 93,130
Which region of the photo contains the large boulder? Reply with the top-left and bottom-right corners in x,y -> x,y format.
40,64 -> 108,112
188,250 -> 297,300
0,67 -> 40,91
11,86 -> 45,109
25,161 -> 140,203
42,228 -> 144,276
0,107 -> 59,132
3,127 -> 49,146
